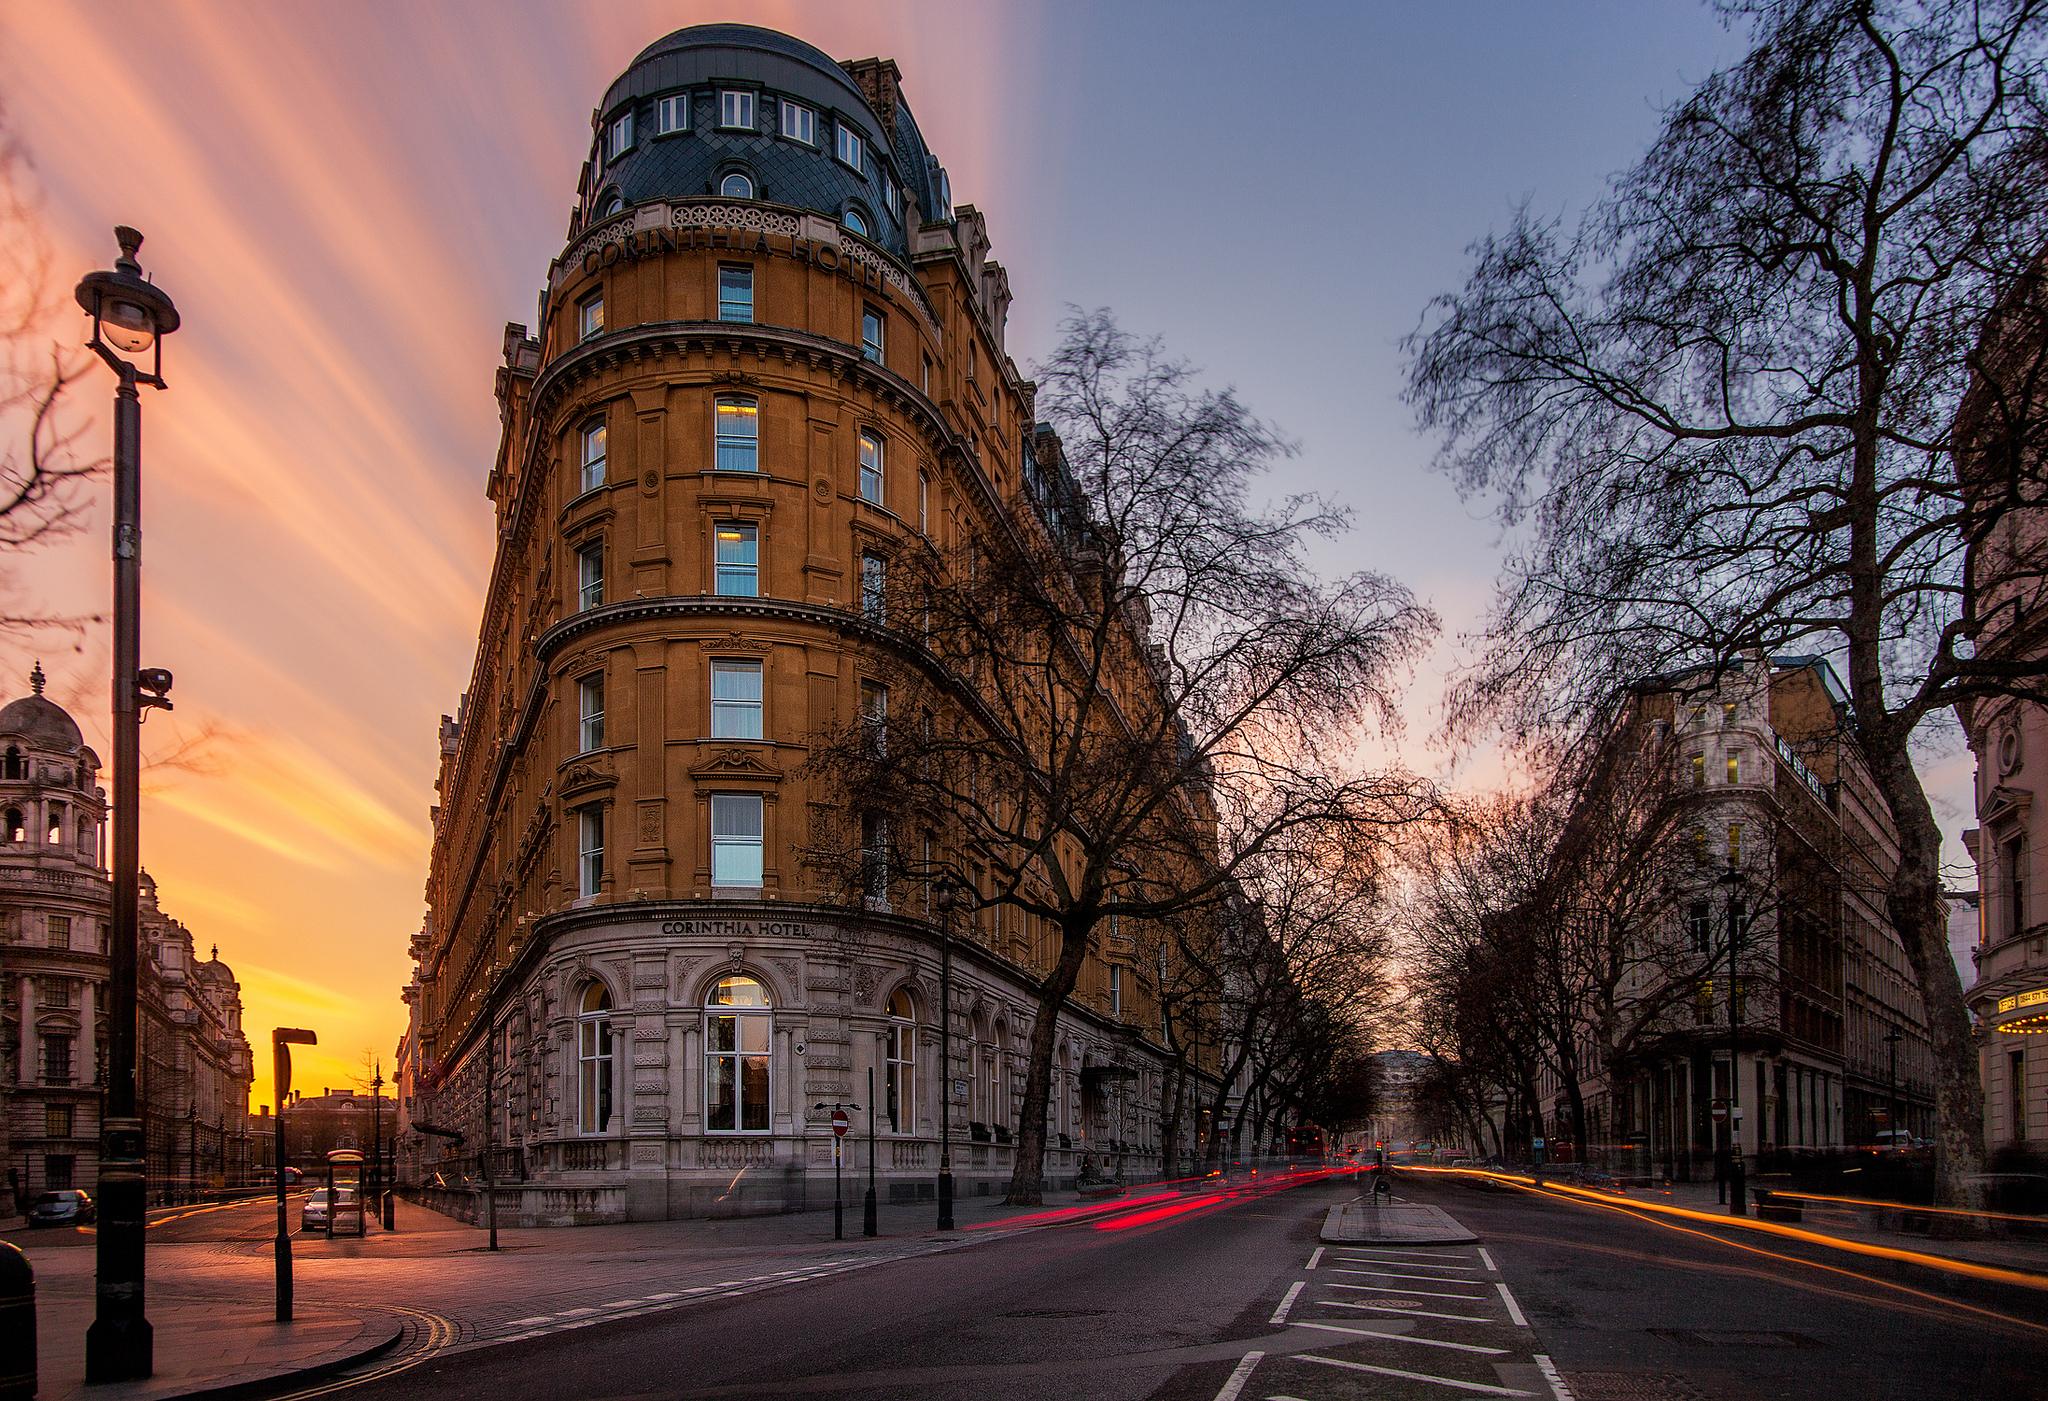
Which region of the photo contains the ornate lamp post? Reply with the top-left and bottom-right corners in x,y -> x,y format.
932,878 -> 958,1230
76,227 -> 180,1384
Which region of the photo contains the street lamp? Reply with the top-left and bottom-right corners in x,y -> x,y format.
1884,1023 -> 1903,1145
932,877 -> 958,1231
370,1059 -> 391,1231
77,227 -> 180,1385
482,960 -> 502,1252
272,1028 -> 316,1322
1721,865 -> 1747,1218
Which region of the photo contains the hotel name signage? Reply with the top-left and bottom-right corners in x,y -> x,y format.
659,917 -> 806,941
1996,987 -> 2048,1015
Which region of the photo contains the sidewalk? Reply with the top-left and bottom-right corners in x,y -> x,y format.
31,1298 -> 403,1401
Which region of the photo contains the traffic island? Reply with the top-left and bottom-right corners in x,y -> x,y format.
34,1299 -> 403,1401
1321,1201 -> 1478,1245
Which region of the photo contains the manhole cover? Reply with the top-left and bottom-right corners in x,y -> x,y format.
1568,1372 -> 1708,1401
1648,1329 -> 1820,1349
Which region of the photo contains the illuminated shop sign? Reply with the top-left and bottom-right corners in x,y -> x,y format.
1996,987 -> 2048,1015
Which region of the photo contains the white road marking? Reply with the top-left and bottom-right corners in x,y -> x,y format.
1298,1352 -> 1536,1395
555,1307 -> 599,1318
1477,1247 -> 1497,1272
1305,1246 -> 1324,1270
1495,1280 -> 1529,1328
1212,1351 -> 1265,1401
1295,1321 -> 1507,1355
1535,1354 -> 1577,1401
1325,1281 -> 1498,1302
1269,1281 -> 1306,1325
1315,1299 -> 1495,1324
1264,1395 -> 1313,1400
1337,1255 -> 1482,1271
1335,1247 -> 1477,1262
645,1292 -> 681,1301
1332,1267 -> 1491,1289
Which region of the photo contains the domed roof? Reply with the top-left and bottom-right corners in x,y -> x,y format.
630,23 -> 842,74
0,664 -> 83,750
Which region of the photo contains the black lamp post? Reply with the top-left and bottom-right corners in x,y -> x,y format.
76,227 -> 180,1385
933,878 -> 958,1231
1722,866 -> 1747,1217
272,1028 -> 316,1322
1884,1024 -> 1903,1144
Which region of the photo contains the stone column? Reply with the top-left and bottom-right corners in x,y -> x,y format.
624,951 -> 670,1220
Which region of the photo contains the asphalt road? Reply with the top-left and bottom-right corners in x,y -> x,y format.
321,1172 -> 2048,1401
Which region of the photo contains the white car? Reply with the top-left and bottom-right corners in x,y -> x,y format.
301,1187 -> 364,1234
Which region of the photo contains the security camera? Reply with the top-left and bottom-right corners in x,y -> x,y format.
137,667 -> 174,713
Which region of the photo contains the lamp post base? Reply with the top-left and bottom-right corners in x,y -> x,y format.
87,1117 -> 152,1382
862,1188 -> 877,1238
937,1168 -> 955,1231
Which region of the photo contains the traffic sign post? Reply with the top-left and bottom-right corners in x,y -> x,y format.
817,1102 -> 855,1242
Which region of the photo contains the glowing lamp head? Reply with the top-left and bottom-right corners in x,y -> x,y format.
101,299 -> 159,354
75,225 -> 180,377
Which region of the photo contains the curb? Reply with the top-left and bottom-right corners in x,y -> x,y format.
157,1314 -> 407,1401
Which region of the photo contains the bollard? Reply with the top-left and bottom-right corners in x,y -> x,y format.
0,1239 -> 35,1401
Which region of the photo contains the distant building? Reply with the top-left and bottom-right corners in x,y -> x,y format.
250,1087 -> 397,1174
0,667 -> 254,1211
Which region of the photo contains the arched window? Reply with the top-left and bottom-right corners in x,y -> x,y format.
3,808 -> 22,844
886,988 -> 916,1133
719,170 -> 755,200
842,205 -> 870,238
3,748 -> 21,780
577,983 -> 614,1135
599,190 -> 624,218
706,975 -> 771,1132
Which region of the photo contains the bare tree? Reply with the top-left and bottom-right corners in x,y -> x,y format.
812,311 -> 1434,1203
1405,0 -> 2048,1203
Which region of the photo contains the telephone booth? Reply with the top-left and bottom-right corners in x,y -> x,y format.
324,1148 -> 367,1237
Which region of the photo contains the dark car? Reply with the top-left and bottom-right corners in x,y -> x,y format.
28,1189 -> 95,1227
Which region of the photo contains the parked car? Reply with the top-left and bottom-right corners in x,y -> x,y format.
301,1187 -> 363,1234
28,1189 -> 95,1227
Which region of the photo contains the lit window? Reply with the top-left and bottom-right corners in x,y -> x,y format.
718,89 -> 755,130
605,110 -> 634,161
843,206 -> 870,238
705,975 -> 771,1132
577,805 -> 604,897
578,674 -> 605,753
657,93 -> 689,135
835,121 -> 865,172
577,984 -> 613,1134
577,542 -> 604,611
1722,702 -> 1737,724
711,793 -> 764,887
578,292 -> 604,342
860,552 -> 886,623
715,396 -> 758,472
715,523 -> 758,596
1727,752 -> 1741,785
1691,753 -> 1705,788
918,471 -> 929,534
580,419 -> 607,493
858,429 -> 885,504
886,987 -> 915,1131
718,265 -> 754,323
711,660 -> 763,740
1727,822 -> 1743,869
779,99 -> 815,145
45,801 -> 63,846
719,171 -> 755,199
861,306 -> 885,364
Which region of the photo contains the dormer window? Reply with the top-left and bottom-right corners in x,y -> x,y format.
719,170 -> 755,200
835,121 -> 865,173
605,110 -> 634,162
779,99 -> 815,146
843,206 -> 870,239
656,93 -> 689,136
599,191 -> 624,219
718,90 -> 755,130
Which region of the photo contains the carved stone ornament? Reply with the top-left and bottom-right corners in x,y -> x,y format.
696,632 -> 773,654
814,476 -> 833,504
559,759 -> 617,796
727,942 -> 746,972
1999,723 -> 2024,776
852,964 -> 880,1004
687,748 -> 782,781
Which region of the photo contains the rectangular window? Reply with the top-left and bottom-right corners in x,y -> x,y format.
711,660 -> 764,740
1110,965 -> 1124,1016
835,121 -> 865,172
779,98 -> 815,145
861,306 -> 885,364
860,552 -> 886,623
1691,753 -> 1705,788
861,679 -> 887,755
1722,702 -> 1738,725
718,89 -> 755,130
657,93 -> 689,135
711,793 -> 765,887
580,420 -> 607,493
578,674 -> 605,753
1727,822 -> 1743,869
578,1012 -> 613,1134
578,292 -> 604,342
714,523 -> 758,596
605,110 -> 634,161
862,811 -> 888,901
577,805 -> 604,897
577,542 -> 605,611
47,914 -> 69,948
920,354 -> 931,394
705,1006 -> 770,1132
883,174 -> 901,218
1727,752 -> 1741,785
1687,901 -> 1711,953
718,264 -> 754,323
44,1156 -> 73,1191
2009,835 -> 2026,940
715,396 -> 759,471
46,1104 -> 72,1139
858,429 -> 885,504
918,471 -> 929,535
40,1033 -> 72,1086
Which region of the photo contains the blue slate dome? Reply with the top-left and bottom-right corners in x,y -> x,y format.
585,24 -> 946,259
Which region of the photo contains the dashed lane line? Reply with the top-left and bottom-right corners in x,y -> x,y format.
1477,1247 -> 1498,1272
1305,1246 -> 1324,1270
1297,1352 -> 1536,1396
1269,1281 -> 1305,1325
1211,1350 -> 1265,1401
1494,1280 -> 1529,1328
1293,1320 -> 1508,1355
1325,1281 -> 1498,1302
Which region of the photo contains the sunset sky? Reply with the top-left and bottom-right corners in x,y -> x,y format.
0,1 -> 1981,1107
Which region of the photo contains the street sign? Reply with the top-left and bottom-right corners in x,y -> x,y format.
831,1108 -> 850,1137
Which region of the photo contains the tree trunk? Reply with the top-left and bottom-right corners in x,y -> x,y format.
1159,1052 -> 1187,1180
1863,735 -> 1988,1207
1005,921 -> 1092,1205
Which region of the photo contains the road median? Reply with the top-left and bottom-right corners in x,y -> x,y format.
1319,1199 -> 1477,1245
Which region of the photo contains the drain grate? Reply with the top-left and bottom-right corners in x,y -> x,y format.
1567,1372 -> 1708,1401
1648,1328 -> 1820,1349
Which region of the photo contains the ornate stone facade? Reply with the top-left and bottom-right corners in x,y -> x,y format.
402,25 -> 1206,1224
0,668 -> 253,1214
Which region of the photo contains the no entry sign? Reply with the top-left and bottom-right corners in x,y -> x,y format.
831,1108 -> 850,1137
